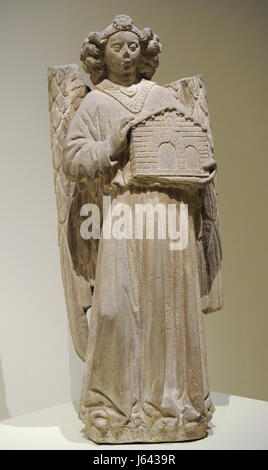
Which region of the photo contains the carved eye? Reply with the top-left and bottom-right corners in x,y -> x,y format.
129,43 -> 138,51
112,44 -> 122,52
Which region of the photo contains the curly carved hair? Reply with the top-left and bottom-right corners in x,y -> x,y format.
80,15 -> 162,85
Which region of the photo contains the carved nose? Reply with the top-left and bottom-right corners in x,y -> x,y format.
122,47 -> 130,58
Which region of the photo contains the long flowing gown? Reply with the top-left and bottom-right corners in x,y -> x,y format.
63,78 -> 215,443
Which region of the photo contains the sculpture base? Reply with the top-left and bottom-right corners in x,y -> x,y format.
83,421 -> 209,444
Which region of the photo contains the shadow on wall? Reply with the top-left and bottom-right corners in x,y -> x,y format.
0,356 -> 10,420
0,327 -> 88,445
67,327 -> 84,404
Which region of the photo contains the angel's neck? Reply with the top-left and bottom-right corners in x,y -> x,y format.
107,71 -> 140,87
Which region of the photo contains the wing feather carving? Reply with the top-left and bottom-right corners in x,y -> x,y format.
48,64 -> 92,360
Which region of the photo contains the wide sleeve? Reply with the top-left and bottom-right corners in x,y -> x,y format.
62,95 -> 115,182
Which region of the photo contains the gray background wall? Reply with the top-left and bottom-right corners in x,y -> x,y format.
0,0 -> 267,419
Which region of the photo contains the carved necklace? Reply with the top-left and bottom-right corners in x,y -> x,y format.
119,83 -> 138,97
96,79 -> 156,113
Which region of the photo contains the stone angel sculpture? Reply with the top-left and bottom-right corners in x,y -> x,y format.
48,14 -> 223,444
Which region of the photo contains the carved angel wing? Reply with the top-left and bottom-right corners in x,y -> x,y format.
165,75 -> 223,313
48,64 -> 97,360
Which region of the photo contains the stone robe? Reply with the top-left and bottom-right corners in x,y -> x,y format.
63,78 -> 214,443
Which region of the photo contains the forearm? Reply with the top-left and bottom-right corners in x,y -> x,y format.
63,136 -> 114,182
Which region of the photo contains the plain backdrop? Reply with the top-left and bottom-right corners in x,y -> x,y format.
0,0 -> 267,420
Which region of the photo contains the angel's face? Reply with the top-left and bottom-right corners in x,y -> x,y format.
104,31 -> 141,82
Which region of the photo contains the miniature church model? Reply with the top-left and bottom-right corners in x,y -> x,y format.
129,108 -> 211,186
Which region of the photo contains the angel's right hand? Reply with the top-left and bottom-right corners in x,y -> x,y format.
108,117 -> 134,161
